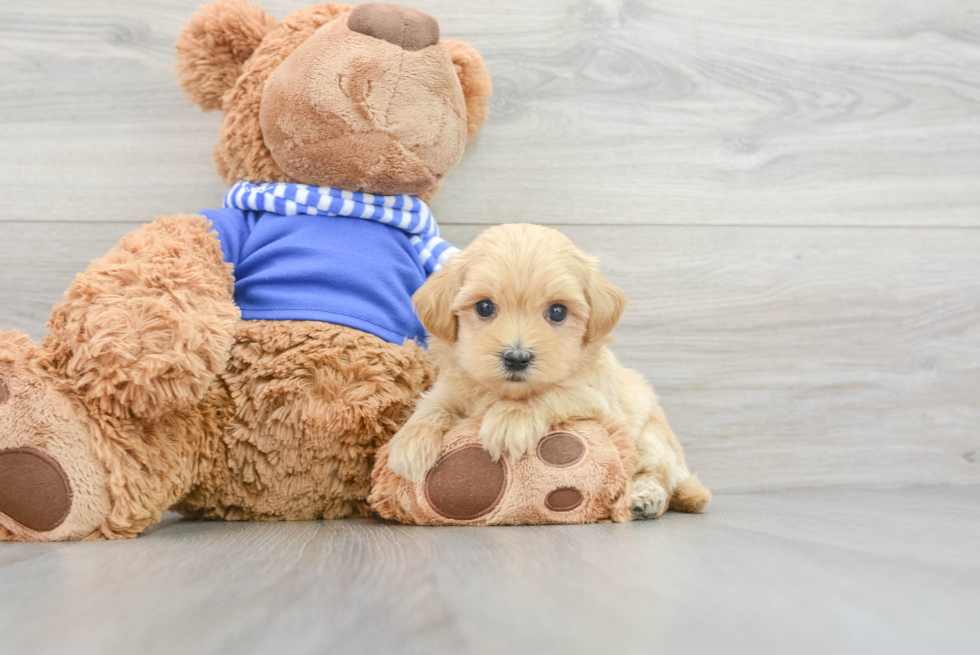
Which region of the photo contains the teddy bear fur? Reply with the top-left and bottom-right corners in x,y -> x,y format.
0,1 -> 491,541
369,418 -> 637,525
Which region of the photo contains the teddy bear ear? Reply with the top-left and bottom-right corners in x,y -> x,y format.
442,39 -> 492,141
175,0 -> 277,111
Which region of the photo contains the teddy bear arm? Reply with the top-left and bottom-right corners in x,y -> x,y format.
38,214 -> 239,420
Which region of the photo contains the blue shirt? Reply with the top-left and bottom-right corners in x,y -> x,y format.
201,206 -> 429,344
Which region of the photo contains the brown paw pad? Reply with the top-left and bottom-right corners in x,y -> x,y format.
0,448 -> 72,532
537,431 -> 585,467
425,445 -> 506,520
545,487 -> 583,512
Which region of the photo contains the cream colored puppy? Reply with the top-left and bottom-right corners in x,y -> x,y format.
387,224 -> 710,518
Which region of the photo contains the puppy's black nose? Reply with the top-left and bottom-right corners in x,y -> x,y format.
501,348 -> 534,372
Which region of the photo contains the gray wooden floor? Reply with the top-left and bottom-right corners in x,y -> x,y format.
0,486 -> 976,655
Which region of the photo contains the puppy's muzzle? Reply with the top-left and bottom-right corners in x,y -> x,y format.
501,348 -> 534,373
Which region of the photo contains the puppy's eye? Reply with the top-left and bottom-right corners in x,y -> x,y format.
475,299 -> 496,318
548,303 -> 568,323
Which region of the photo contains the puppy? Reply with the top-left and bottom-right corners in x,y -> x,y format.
386,223 -> 710,518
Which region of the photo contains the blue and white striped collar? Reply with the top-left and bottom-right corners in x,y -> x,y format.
223,181 -> 458,274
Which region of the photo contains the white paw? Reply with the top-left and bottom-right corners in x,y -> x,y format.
479,403 -> 548,461
631,479 -> 669,520
386,422 -> 444,483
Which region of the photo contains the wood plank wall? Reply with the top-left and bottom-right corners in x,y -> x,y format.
1,0 -> 978,491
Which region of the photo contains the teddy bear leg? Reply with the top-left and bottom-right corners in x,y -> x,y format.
0,215 -> 239,540
0,331 -> 111,541
175,321 -> 433,522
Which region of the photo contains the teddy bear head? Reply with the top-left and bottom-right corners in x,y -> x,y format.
176,1 -> 491,202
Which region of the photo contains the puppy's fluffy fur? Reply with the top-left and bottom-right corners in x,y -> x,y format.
387,224 -> 710,518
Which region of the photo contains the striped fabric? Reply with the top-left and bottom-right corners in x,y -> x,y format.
224,181 -> 458,274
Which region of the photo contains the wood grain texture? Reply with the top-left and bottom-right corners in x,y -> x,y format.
0,0 -> 979,225
2,222 -> 977,492
0,486 -> 978,655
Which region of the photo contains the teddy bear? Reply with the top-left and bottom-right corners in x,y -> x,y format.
0,1 -> 491,541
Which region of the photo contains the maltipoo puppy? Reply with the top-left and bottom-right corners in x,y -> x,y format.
386,223 -> 710,518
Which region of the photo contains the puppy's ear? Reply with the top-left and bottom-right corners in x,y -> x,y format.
442,39 -> 492,141
414,260 -> 460,342
585,270 -> 627,344
176,0 -> 277,111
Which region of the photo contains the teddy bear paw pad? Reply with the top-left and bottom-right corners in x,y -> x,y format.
537,431 -> 585,467
424,445 -> 506,520
545,487 -> 583,512
0,448 -> 72,532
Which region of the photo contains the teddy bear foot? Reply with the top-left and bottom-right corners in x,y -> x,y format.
0,332 -> 111,542
370,418 -> 637,525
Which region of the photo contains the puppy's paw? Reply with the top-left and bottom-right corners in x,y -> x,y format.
479,403 -> 549,462
630,477 -> 669,520
386,422 -> 444,483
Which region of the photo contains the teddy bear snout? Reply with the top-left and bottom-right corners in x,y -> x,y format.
347,2 -> 440,51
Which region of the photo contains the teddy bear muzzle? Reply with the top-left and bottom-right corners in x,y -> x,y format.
258,3 -> 468,196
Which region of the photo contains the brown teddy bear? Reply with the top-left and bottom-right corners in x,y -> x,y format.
0,1 -> 491,541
